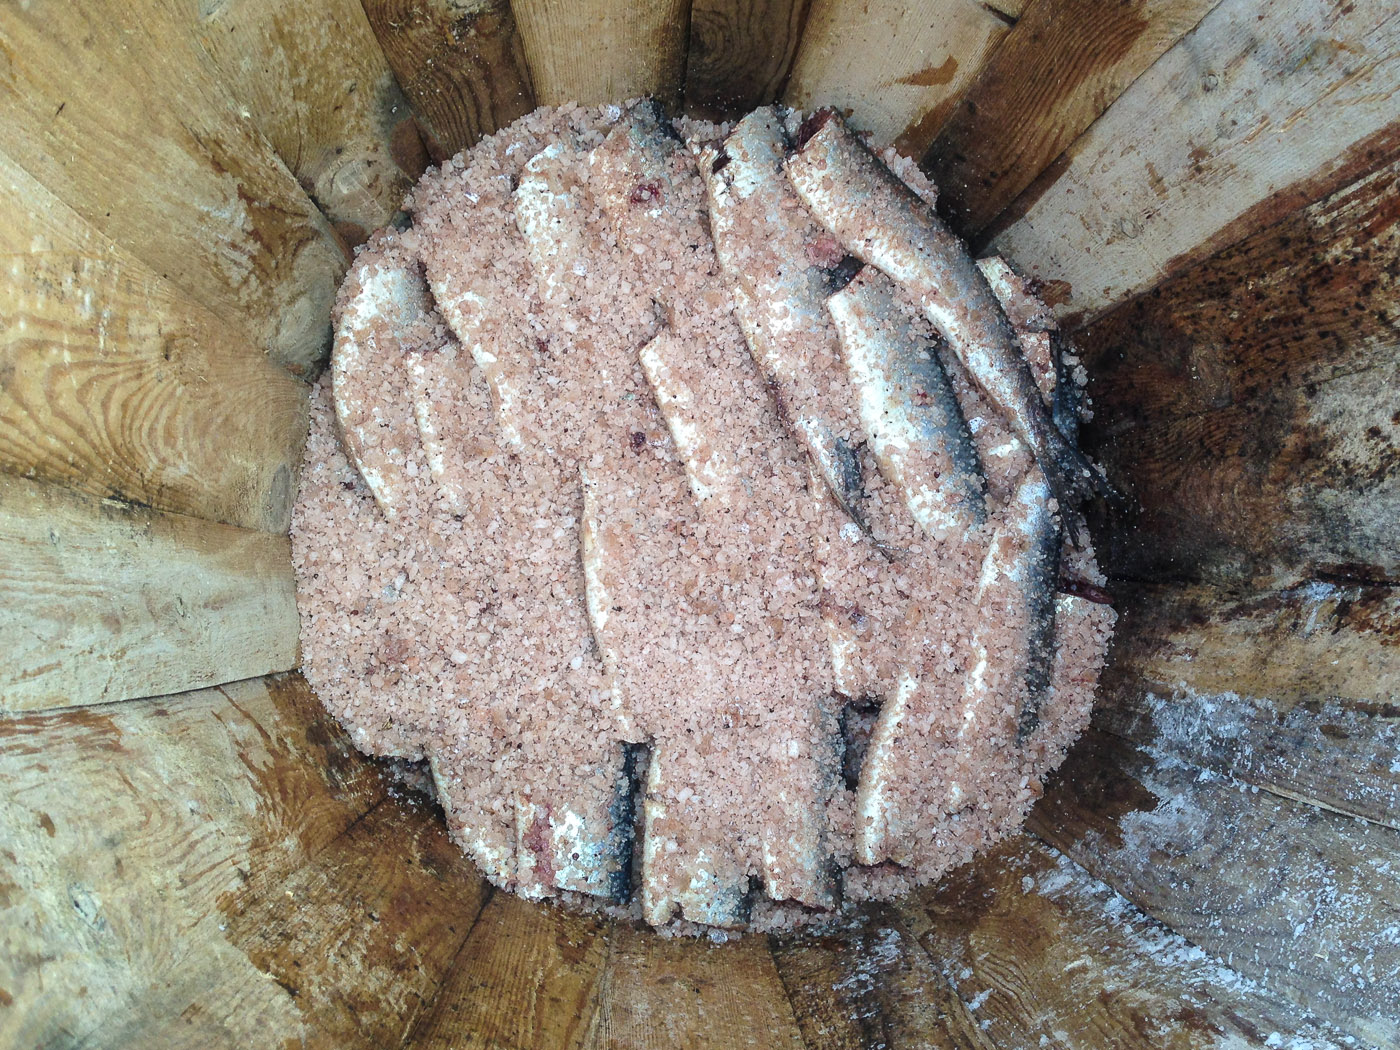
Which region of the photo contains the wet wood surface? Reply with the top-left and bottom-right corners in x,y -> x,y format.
1094,580 -> 1400,831
685,0 -> 811,119
0,149 -> 308,534
0,475 -> 299,713
1078,149 -> 1400,585
991,0 -> 1400,326
511,0 -> 691,108
783,0 -> 1010,156
0,675 -> 391,1050
925,0 -> 1220,240
0,0 -> 348,376
362,0 -> 537,164
192,0 -> 428,246
1031,729 -> 1400,1048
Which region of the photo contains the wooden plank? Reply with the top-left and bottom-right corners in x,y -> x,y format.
685,0 -> 811,120
0,674 -> 388,1050
192,0 -> 429,246
223,797 -> 491,1049
771,907 -> 995,1050
782,0 -> 1011,156
0,150 -> 309,534
924,0 -> 1220,239
0,0 -> 348,375
583,922 -> 807,1050
1030,729 -> 1400,1047
406,892 -> 609,1049
361,0 -> 536,164
1089,355 -> 1399,586
990,0 -> 1400,326
1094,581 -> 1400,830
0,474 -> 299,714
511,0 -> 691,108
912,835 -> 1351,1049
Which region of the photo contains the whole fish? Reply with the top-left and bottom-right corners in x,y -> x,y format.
785,110 -> 1110,514
827,267 -> 986,540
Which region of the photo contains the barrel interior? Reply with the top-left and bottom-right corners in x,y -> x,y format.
1,1 -> 1397,1047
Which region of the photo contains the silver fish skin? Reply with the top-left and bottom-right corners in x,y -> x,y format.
784,110 -> 1107,513
828,267 -> 985,540
697,106 -> 867,528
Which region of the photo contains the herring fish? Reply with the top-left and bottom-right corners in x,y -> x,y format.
784,110 -> 1109,513
827,267 -> 985,539
695,106 -> 867,527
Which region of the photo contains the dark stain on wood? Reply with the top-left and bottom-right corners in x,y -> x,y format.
894,55 -> 959,87
686,0 -> 813,119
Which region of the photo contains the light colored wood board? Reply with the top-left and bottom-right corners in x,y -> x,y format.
1078,147 -> 1400,429
1029,730 -> 1400,1047
989,0 -> 1400,326
362,0 -> 536,164
770,907 -> 995,1050
911,835 -> 1351,1049
1094,581 -> 1400,830
512,0 -> 691,107
582,923 -> 807,1050
0,0 -> 348,376
782,0 -> 1011,156
925,0 -> 1220,238
223,797 -> 491,1049
0,474 -> 300,714
685,0 -> 811,119
0,674 -> 388,1050
192,0 -> 428,246
1088,356 -> 1399,586
406,892 -> 610,1049
0,150 -> 308,533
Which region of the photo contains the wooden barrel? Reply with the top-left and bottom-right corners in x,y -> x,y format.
1,1 -> 1396,1046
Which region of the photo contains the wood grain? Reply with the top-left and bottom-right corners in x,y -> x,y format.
913,835 -> 1352,1048
512,0 -> 691,107
360,0 -> 536,164
1031,730 -> 1400,1047
0,0 -> 348,375
925,0 -> 1220,239
584,922 -> 806,1049
0,475 -> 299,714
223,796 -> 491,1049
990,0 -> 1400,326
0,149 -> 308,534
0,675 -> 388,1050
783,0 -> 1011,156
192,0 -> 428,246
685,0 -> 811,119
407,892 -> 609,1049
771,906 -> 993,1050
1094,581 -> 1400,830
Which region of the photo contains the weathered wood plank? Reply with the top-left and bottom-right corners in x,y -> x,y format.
1030,730 -> 1400,1047
771,908 -> 994,1050
0,674 -> 388,1050
361,0 -> 536,164
0,150 -> 308,534
991,0 -> 1400,326
406,892 -> 609,1049
783,0 -> 1011,156
685,0 -> 811,119
1095,581 -> 1400,830
583,923 -> 807,1050
1090,356 -> 1399,586
0,0 -> 348,375
192,0 -> 428,246
223,796 -> 491,1049
912,835 -> 1350,1049
512,0 -> 691,108
0,475 -> 299,714
925,0 -> 1220,239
